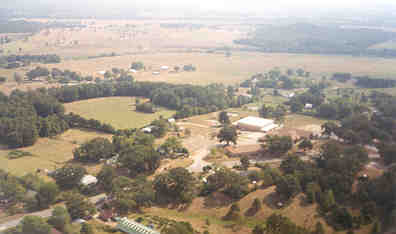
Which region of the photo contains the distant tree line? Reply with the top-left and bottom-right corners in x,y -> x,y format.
234,23 -> 396,58
355,76 -> 396,88
0,54 -> 61,69
0,20 -> 84,34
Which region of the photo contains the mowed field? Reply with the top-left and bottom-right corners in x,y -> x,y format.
41,52 -> 396,86
64,97 -> 176,129
0,129 -> 112,176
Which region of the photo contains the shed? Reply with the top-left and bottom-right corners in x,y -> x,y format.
116,217 -> 160,234
160,66 -> 169,70
80,175 -> 98,186
72,218 -> 86,224
142,126 -> 154,133
168,118 -> 176,123
152,71 -> 160,75
130,69 -> 137,73
305,103 -> 313,109
234,116 -> 278,132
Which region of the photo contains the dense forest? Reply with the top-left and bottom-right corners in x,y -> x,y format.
235,23 -> 396,57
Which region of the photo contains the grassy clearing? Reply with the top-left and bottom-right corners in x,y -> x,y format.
0,129 -> 111,176
64,97 -> 176,130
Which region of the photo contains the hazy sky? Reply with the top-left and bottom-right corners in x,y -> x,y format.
6,0 -> 396,15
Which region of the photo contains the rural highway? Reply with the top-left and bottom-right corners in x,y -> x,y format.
0,194 -> 106,232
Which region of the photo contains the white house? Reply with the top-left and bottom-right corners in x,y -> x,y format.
160,65 -> 169,70
80,175 -> 98,186
305,103 -> 313,109
168,118 -> 176,123
142,126 -> 154,133
98,70 -> 106,75
234,116 -> 278,132
129,69 -> 137,73
152,71 -> 160,75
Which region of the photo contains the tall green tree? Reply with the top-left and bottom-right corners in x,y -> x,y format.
219,111 -> 230,125
97,165 -> 116,192
36,182 -> 59,209
53,165 -> 87,189
80,223 -> 95,234
153,167 -> 195,204
64,192 -> 96,219
217,125 -> 238,145
48,206 -> 71,233
21,216 -> 51,234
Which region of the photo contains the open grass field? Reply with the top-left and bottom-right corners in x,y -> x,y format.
0,129 -> 111,176
64,97 -> 176,129
39,51 -> 396,86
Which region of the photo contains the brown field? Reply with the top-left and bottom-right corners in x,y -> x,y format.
1,19 -> 247,58
0,129 -> 111,176
138,186 -> 373,234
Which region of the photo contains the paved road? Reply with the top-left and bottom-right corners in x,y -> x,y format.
0,194 -> 106,232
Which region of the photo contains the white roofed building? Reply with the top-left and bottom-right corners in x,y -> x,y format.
234,116 -> 278,132
80,175 -> 98,186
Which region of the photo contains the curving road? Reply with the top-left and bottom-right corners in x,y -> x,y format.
0,194 -> 106,233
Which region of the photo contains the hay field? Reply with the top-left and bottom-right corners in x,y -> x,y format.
0,129 -> 111,176
64,97 -> 176,129
39,51 -> 396,86
1,19 -> 246,58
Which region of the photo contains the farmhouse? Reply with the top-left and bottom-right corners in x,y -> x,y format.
80,174 -> 98,186
234,116 -> 278,132
305,103 -> 313,109
116,217 -> 160,234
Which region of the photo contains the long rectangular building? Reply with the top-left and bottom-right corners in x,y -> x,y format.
234,116 -> 278,132
116,217 -> 160,234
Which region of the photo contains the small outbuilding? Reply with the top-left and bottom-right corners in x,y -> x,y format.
152,71 -> 160,75
305,103 -> 313,109
160,66 -> 169,70
80,175 -> 98,186
234,116 -> 278,132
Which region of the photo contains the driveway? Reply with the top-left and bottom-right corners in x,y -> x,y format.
187,147 -> 211,173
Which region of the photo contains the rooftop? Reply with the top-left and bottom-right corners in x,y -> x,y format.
235,116 -> 274,127
116,217 -> 160,234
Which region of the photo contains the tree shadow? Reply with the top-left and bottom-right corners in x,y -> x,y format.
244,207 -> 258,217
262,191 -> 281,209
298,194 -> 312,207
203,192 -> 233,208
